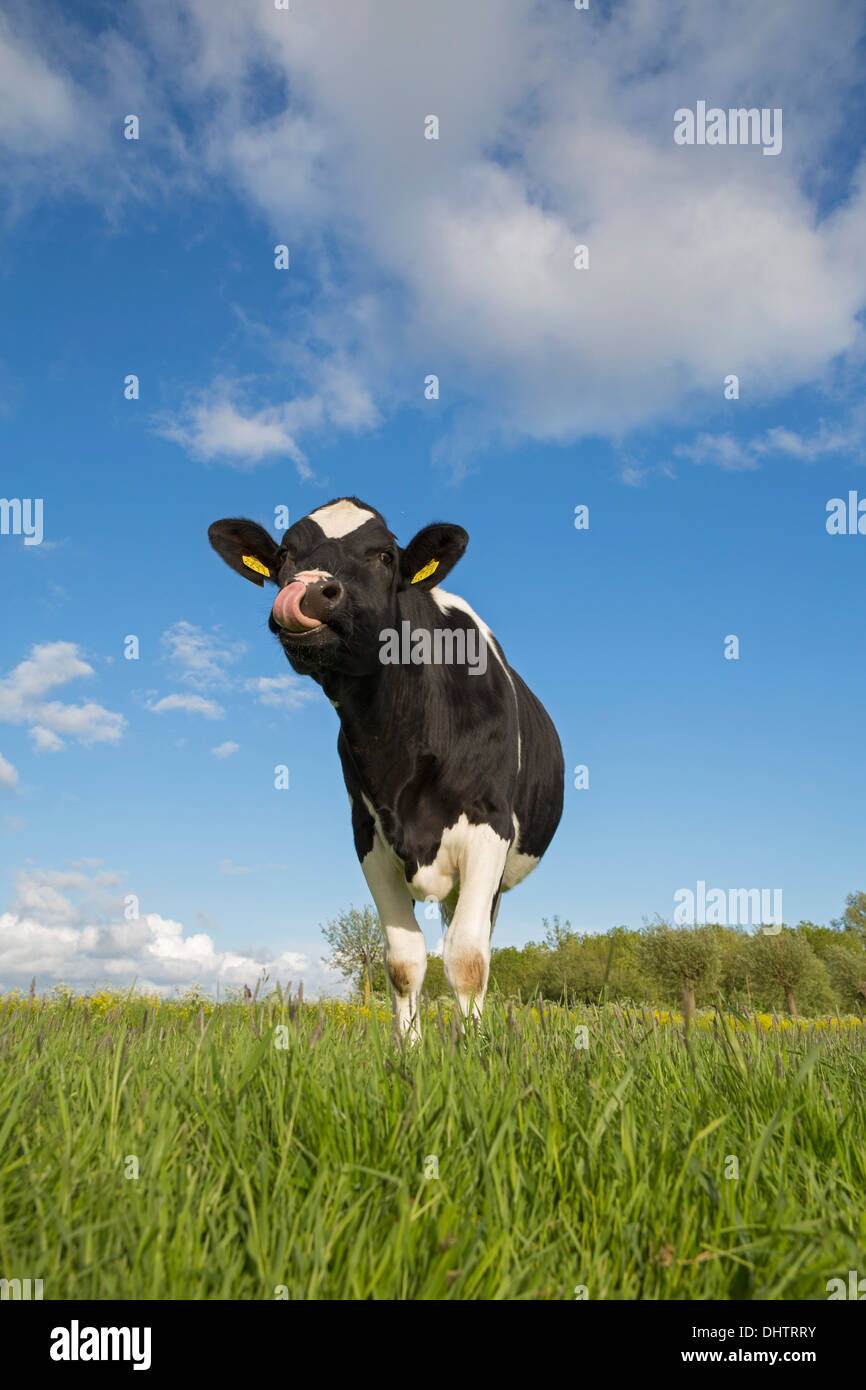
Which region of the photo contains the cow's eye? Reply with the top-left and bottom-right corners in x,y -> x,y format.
378,551 -> 394,566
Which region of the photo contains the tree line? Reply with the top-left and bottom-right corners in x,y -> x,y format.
321,891 -> 866,1018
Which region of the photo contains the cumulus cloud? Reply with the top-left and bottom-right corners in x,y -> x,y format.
157,368 -> 379,473
158,395 -> 314,474
158,0 -> 866,463
675,434 -> 760,473
162,620 -> 245,689
147,692 -> 225,719
211,740 -> 239,758
0,752 -> 19,788
154,621 -> 315,723
674,421 -> 865,472
0,13 -> 95,159
11,866 -> 123,929
244,674 -> 315,712
5,1 -> 866,467
0,862 -> 341,997
150,624 -> 313,725
0,9 -> 176,215
0,642 -> 125,751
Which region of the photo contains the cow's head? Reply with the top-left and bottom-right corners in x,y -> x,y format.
208,497 -> 468,676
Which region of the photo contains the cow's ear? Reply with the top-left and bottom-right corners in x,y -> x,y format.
208,518 -> 281,588
399,523 -> 468,591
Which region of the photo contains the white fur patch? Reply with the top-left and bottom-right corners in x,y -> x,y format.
309,500 -> 376,538
408,814 -> 509,903
431,587 -> 522,771
503,814 -> 540,891
430,588 -> 505,671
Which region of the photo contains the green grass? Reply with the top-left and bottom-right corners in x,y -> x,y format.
1,991 -> 864,1299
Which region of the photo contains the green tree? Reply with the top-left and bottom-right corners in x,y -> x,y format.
542,915 -> 574,950
831,891 -> 866,946
488,943 -> 546,999
795,919 -> 856,959
638,923 -> 721,1020
320,904 -> 385,1001
422,953 -> 449,999
593,926 -> 644,1002
743,928 -> 830,1017
538,916 -> 579,1001
825,944 -> 866,1011
713,925 -> 752,1007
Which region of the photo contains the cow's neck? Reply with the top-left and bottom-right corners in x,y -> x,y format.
320,593 -> 462,794
326,663 -> 426,757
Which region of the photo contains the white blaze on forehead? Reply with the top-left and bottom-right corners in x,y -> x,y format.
308,500 -> 376,539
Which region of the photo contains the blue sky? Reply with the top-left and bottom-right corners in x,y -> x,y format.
1,0 -> 864,995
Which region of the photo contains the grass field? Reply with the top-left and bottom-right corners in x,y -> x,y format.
1,988 -> 864,1300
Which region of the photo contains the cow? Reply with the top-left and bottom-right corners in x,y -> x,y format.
208,497 -> 563,1034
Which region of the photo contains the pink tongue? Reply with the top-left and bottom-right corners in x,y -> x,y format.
272,582 -> 323,632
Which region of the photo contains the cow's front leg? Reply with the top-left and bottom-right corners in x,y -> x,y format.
361,837 -> 427,1039
443,824 -> 509,1020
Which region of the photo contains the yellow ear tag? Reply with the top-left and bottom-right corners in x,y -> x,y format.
411,558 -> 439,585
242,555 -> 271,578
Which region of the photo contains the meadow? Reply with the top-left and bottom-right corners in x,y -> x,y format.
1,987 -> 864,1300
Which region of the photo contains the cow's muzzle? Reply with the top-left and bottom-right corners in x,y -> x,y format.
272,570 -> 346,634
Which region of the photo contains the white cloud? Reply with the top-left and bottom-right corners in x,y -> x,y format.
30,727 -> 64,753
674,421 -> 864,472
159,396 -> 313,473
0,642 -> 125,751
162,0 -> 866,461
619,458 -> 678,488
148,693 -> 225,719
152,625 -> 314,726
157,371 -> 379,474
0,861 -> 342,997
212,741 -> 240,758
162,620 -> 245,689
0,11 -> 172,216
5,2 -> 865,462
0,15 -> 89,156
244,674 -> 315,712
0,753 -> 19,788
0,908 -> 339,994
675,434 -> 760,472
11,866 -> 122,929
752,423 -> 865,462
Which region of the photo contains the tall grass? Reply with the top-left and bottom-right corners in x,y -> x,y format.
0,990 -> 864,1299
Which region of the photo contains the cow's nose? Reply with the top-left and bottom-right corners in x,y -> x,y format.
299,578 -> 345,623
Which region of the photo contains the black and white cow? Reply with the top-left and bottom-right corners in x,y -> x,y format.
208,497 -> 563,1033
